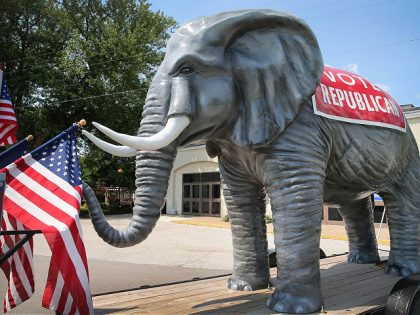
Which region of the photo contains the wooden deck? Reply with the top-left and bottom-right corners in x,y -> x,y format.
93,255 -> 399,314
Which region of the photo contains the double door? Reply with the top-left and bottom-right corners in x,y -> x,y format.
182,172 -> 221,216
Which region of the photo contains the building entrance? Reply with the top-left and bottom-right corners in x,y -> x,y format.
182,172 -> 221,216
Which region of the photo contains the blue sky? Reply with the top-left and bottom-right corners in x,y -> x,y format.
149,0 -> 419,106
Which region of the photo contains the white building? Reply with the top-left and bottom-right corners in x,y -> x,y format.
165,104 -> 420,225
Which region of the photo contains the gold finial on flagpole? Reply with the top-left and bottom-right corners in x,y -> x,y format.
26,135 -> 33,141
77,119 -> 87,128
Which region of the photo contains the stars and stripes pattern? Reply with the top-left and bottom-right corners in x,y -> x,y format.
0,138 -> 34,312
1,125 -> 93,314
0,65 -> 18,146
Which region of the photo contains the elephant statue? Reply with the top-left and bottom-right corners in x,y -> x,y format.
82,9 -> 420,314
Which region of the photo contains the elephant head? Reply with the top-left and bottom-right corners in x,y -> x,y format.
83,9 -> 323,247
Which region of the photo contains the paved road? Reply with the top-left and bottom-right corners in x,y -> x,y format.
0,215 -> 386,314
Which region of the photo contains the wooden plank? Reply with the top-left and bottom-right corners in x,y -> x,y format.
94,277 -> 228,306
93,255 -> 399,315
97,287 -> 270,315
108,282 -> 232,310
135,289 -> 271,314
320,254 -> 348,267
94,277 -> 228,309
322,269 -> 385,292
346,298 -> 384,315
321,260 -> 383,278
95,267 -> 277,307
325,275 -> 398,307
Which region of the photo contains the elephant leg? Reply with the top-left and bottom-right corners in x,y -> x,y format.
381,168 -> 420,276
219,162 -> 270,291
337,197 -> 380,264
265,169 -> 324,313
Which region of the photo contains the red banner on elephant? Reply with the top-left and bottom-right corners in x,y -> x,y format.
312,66 -> 406,132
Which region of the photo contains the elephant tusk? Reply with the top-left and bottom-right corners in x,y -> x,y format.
92,116 -> 190,151
82,130 -> 138,157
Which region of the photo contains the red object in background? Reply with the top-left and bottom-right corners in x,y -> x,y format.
313,66 -> 406,132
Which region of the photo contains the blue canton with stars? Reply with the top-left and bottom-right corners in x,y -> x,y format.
1,76 -> 11,102
31,125 -> 82,186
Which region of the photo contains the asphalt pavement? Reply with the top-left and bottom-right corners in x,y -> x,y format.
0,214 -> 389,314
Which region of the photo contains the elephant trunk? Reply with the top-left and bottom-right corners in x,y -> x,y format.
83,80 -> 178,247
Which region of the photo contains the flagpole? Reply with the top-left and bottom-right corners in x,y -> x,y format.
0,173 -> 6,231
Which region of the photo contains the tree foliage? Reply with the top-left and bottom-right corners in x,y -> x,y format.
0,0 -> 176,189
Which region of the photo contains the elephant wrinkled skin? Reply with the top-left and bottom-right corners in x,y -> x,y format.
82,10 -> 420,314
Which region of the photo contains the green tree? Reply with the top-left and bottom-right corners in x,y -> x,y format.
0,0 -> 176,189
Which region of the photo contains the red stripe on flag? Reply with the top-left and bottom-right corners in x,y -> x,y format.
10,260 -> 30,302
42,260 -> 59,310
69,300 -> 77,315
13,219 -> 35,292
0,115 -> 17,121
0,124 -> 18,147
57,287 -> 70,313
43,260 -> 74,314
18,164 -> 82,212
8,217 -> 31,303
6,290 -> 15,311
0,103 -> 14,110
0,111 -> 17,117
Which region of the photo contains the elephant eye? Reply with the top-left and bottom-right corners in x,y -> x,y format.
178,65 -> 195,76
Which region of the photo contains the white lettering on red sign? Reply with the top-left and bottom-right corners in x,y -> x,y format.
312,66 -> 406,132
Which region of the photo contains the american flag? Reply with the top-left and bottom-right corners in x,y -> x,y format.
1,125 -> 93,314
0,138 -> 34,312
0,65 -> 18,146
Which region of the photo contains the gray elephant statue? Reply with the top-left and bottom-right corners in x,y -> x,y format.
82,9 -> 420,314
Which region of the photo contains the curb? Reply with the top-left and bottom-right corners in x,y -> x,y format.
173,220 -> 391,246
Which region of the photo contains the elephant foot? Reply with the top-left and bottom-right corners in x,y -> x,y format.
266,286 -> 323,314
228,276 -> 270,291
385,253 -> 420,277
348,248 -> 379,264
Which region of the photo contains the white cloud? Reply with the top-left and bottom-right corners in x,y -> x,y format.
375,83 -> 391,92
343,63 -> 358,74
416,93 -> 420,99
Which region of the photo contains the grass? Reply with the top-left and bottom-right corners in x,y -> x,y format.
222,214 -> 273,224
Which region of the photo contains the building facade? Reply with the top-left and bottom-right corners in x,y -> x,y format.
165,145 -> 226,217
165,105 -> 420,225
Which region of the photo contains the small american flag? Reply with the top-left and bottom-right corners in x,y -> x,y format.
0,65 -> 18,146
1,125 -> 93,314
0,138 -> 34,312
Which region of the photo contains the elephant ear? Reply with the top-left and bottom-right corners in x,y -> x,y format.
202,10 -> 323,148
